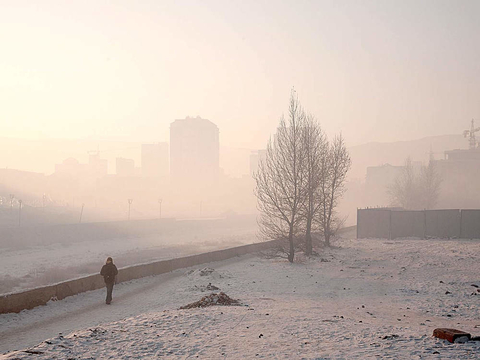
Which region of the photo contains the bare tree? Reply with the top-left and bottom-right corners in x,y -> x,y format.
254,91 -> 307,262
301,115 -> 328,255
420,157 -> 442,209
389,156 -> 441,210
317,134 -> 351,247
389,157 -> 419,209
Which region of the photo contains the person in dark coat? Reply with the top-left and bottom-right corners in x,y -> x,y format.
100,257 -> 118,304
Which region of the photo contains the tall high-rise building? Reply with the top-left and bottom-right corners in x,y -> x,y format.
141,143 -> 169,178
170,116 -> 219,186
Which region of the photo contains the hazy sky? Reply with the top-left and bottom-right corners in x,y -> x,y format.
1,0 -> 479,149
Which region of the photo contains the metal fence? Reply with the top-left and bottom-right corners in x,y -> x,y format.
357,208 -> 480,239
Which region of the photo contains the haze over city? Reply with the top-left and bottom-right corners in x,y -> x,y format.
2,1 -> 480,359
2,1 -> 479,150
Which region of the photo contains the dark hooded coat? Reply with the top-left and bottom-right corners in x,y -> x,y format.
100,262 -> 118,285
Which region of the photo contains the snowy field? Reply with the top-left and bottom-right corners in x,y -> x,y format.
0,218 -> 257,294
1,236 -> 480,359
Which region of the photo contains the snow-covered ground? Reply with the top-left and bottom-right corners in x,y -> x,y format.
0,218 -> 257,294
2,236 -> 480,359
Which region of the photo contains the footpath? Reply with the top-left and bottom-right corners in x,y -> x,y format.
0,255 -> 248,354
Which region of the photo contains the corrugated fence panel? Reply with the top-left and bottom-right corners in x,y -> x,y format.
357,209 -> 476,240
357,209 -> 391,239
460,210 -> 480,239
425,209 -> 461,238
391,211 -> 425,239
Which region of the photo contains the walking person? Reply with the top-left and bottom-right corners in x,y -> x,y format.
100,257 -> 118,305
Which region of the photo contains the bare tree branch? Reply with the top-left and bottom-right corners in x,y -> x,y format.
388,156 -> 442,210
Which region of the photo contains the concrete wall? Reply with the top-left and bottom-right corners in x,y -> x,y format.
391,211 -> 425,239
425,209 -> 461,238
0,239 -> 278,314
357,209 -> 391,239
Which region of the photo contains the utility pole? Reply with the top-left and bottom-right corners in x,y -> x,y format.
18,199 -> 23,227
79,203 -> 85,223
42,193 -> 46,211
158,198 -> 162,219
9,194 -> 14,212
128,199 -> 133,220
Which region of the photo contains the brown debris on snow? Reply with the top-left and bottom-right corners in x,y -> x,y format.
190,283 -> 220,292
186,267 -> 216,277
179,292 -> 240,309
206,283 -> 220,291
433,328 -> 471,343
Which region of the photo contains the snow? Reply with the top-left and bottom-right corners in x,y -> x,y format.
2,236 -> 480,359
0,218 -> 257,294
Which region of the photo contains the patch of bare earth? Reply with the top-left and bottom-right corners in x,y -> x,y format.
179,292 -> 240,309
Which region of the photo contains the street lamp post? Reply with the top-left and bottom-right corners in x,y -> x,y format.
79,203 -> 85,223
158,198 -> 162,219
18,199 -> 23,227
128,199 -> 133,220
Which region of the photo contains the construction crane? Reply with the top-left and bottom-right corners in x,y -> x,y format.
463,119 -> 480,150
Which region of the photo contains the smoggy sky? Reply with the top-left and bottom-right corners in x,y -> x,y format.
1,0 -> 479,149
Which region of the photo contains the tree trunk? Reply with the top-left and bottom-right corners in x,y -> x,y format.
288,224 -> 295,263
305,217 -> 312,256
324,226 -> 331,247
